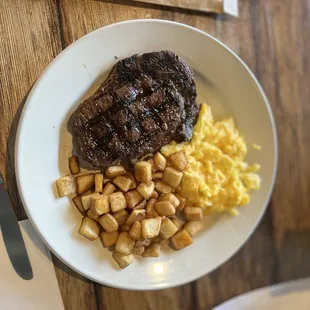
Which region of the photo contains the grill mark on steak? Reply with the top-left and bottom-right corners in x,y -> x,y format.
70,51 -> 199,168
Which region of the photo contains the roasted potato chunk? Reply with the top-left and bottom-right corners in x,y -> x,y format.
151,190 -> 159,198
78,217 -> 100,241
72,195 -> 85,214
95,173 -> 104,193
160,218 -> 178,239
126,209 -> 146,226
68,156 -> 80,175
170,216 -> 185,231
154,180 -> 172,194
142,217 -> 162,239
162,167 -> 183,188
56,175 -> 77,197
152,172 -> 163,180
124,172 -> 136,190
99,214 -> 118,232
129,221 -> 142,241
146,198 -> 159,217
113,176 -> 133,192
87,208 -> 100,221
171,229 -> 193,250
184,207 -> 203,221
115,232 -> 135,255
120,225 -> 131,232
113,209 -> 129,227
108,192 -> 126,212
132,246 -> 145,255
113,252 -> 135,269
135,239 -> 151,248
76,174 -> 95,194
134,161 -> 152,183
125,190 -> 143,209
105,165 -> 125,178
134,199 -> 147,210
91,195 -> 110,215
169,151 -> 189,171
143,244 -> 160,257
184,221 -> 204,236
137,181 -> 155,199
154,152 -> 167,171
158,193 -> 180,208
100,231 -> 119,247
81,193 -> 100,211
102,182 -> 116,195
175,194 -> 187,212
154,201 -> 176,216
147,158 -> 157,172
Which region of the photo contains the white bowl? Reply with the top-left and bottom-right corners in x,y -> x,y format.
15,20 -> 277,290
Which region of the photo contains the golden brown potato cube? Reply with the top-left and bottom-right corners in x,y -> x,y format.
76,174 -> 95,194
129,221 -> 142,241
155,180 -> 172,194
115,232 -> 135,255
184,221 -> 204,236
160,217 -> 178,239
147,158 -> 157,173
143,243 -> 160,257
135,239 -> 151,248
81,193 -> 100,211
78,217 -> 100,241
68,156 -> 80,175
154,152 -> 167,171
158,193 -> 180,208
108,192 -> 126,212
100,231 -> 119,247
91,195 -> 110,215
102,182 -> 116,195
99,214 -> 118,233
113,209 -> 129,227
137,181 -> 155,199
134,199 -> 147,210
56,175 -> 77,197
184,207 -> 203,221
124,172 -> 136,190
95,173 -> 104,193
87,208 -> 100,221
151,190 -> 159,198
126,209 -> 146,226
150,235 -> 162,244
113,176 -> 133,192
175,194 -> 187,212
105,165 -> 125,178
146,198 -> 159,217
170,151 -> 189,171
125,190 -> 143,209
113,252 -> 135,269
120,225 -> 131,232
134,161 -> 152,183
152,172 -> 163,181
72,195 -> 85,214
170,216 -> 185,231
155,201 -> 176,216
132,246 -> 145,255
142,217 -> 162,239
171,229 -> 193,250
162,167 -> 183,188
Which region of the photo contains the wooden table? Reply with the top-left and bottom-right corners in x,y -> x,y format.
0,0 -> 309,309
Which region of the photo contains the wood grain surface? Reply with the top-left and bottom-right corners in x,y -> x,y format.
0,0 -> 309,309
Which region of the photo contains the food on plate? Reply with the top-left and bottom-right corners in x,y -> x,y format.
56,175 -> 76,197
94,173 -> 104,193
75,173 -> 95,194
70,51 -> 199,168
68,156 -> 80,175
78,217 -> 100,241
100,231 -> 119,247
171,229 -> 193,250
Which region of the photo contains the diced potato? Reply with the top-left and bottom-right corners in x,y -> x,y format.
56,175 -> 77,197
95,173 -> 104,193
120,225 -> 131,232
184,207 -> 203,221
115,232 -> 135,255
169,151 -> 189,171
132,246 -> 145,255
162,167 -> 183,188
108,192 -> 126,212
158,193 -> 180,208
112,252 -> 135,269
150,235 -> 162,244
152,172 -> 163,181
78,217 -> 100,241
125,190 -> 143,209
90,195 -> 110,215
160,218 -> 178,239
147,158 -> 157,173
146,198 -> 159,217
170,216 -> 185,231
102,182 -> 116,195
129,221 -> 142,241
124,172 -> 136,190
142,217 -> 162,239
143,244 -> 160,257
154,152 -> 167,171
72,195 -> 85,214
126,209 -> 146,226
113,209 -> 129,227
184,221 -> 204,236
99,214 -> 118,233
171,229 -> 193,250
113,176 -> 133,192
105,165 -> 125,178
100,231 -> 119,247
68,156 -> 80,175
137,181 -> 155,199
155,180 -> 172,194
134,199 -> 147,210
151,190 -> 159,198
175,194 -> 187,212
76,174 -> 95,194
134,161 -> 152,183
81,193 -> 100,211
87,208 -> 100,221
155,201 -> 176,216
135,239 -> 151,248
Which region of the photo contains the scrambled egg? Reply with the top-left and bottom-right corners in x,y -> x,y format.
161,104 -> 261,215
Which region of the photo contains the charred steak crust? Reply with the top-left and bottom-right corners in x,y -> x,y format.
71,51 -> 199,168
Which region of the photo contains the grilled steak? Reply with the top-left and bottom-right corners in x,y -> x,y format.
71,51 -> 199,168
